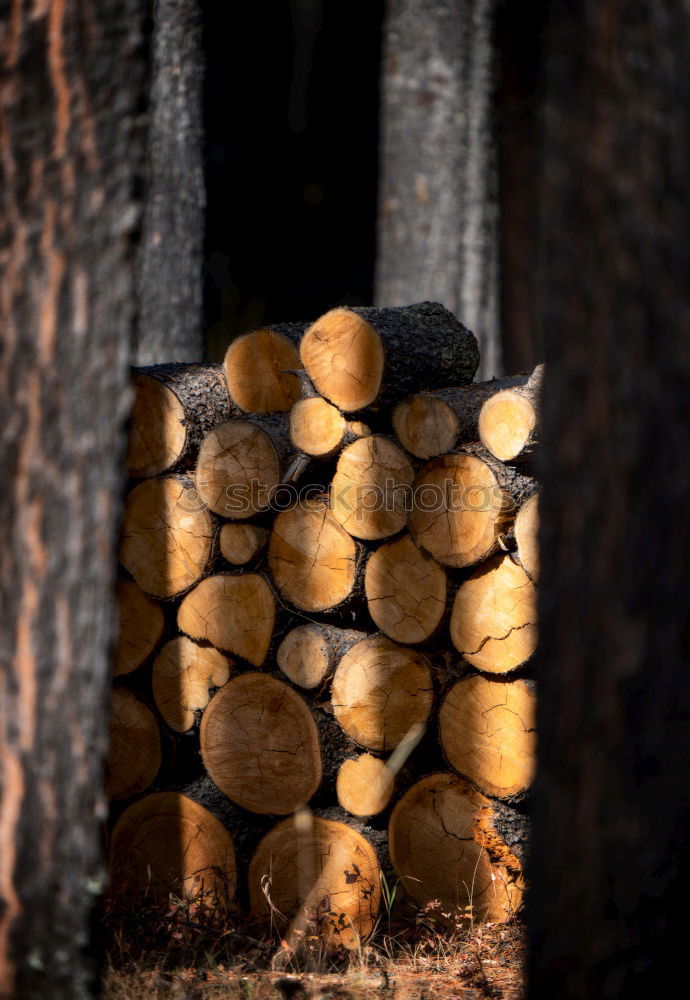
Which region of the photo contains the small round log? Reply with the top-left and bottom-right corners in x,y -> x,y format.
479,364 -> 543,462
276,625 -> 366,690
514,492 -> 540,582
113,579 -> 165,677
336,754 -> 395,817
289,395 -> 371,459
219,522 -> 270,565
364,533 -> 447,643
330,435 -> 414,541
106,687 -> 161,802
152,637 -> 232,733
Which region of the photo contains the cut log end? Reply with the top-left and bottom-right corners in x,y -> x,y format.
388,773 -> 524,923
289,396 -> 369,458
110,792 -> 236,905
514,493 -> 540,581
219,522 -> 269,565
479,390 -> 537,462
331,636 -> 434,752
106,687 -> 161,802
300,307 -> 384,411
277,625 -> 331,689
200,674 -> 322,815
126,372 -> 186,478
365,533 -> 447,644
393,394 -> 459,460
224,328 -> 301,413
450,554 -> 538,673
439,675 -> 536,798
195,420 -> 280,519
114,579 -> 165,677
248,815 -> 381,949
177,573 -> 275,666
331,435 -> 414,541
152,637 -> 232,733
336,754 -> 395,817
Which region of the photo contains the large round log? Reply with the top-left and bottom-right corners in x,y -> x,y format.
331,636 -> 434,751
336,754 -> 395,817
199,673 -> 322,815
119,475 -> 214,598
177,573 -> 275,666
248,815 -> 381,949
514,492 -> 540,582
126,364 -> 232,478
388,773 -> 524,923
110,792 -> 236,905
478,364 -> 543,462
276,625 -> 366,690
450,554 -> 538,673
106,687 -> 161,802
152,637 -> 232,733
439,675 -> 536,799
113,579 -> 165,677
364,533 -> 447,643
223,324 -> 304,413
330,435 -> 414,541
299,302 -> 478,413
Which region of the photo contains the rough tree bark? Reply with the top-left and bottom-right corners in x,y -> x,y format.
0,2 -> 148,997
529,4 -> 690,997
375,0 -> 501,378
136,0 -> 205,364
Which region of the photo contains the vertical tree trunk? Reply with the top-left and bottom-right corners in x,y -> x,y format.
529,4 -> 690,997
136,0 -> 205,364
375,0 -> 501,378
0,3 -> 148,997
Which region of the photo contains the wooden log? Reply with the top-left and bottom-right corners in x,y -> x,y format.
450,553 -> 538,672
106,688 -> 161,802
336,754 -> 395,817
439,675 -> 536,799
268,499 -> 362,614
177,573 -> 275,666
110,792 -> 236,905
276,625 -> 366,690
290,396 -> 371,459
248,814 -> 381,949
392,372 -> 536,460
219,522 -> 270,565
388,773 -> 524,923
331,636 -> 434,751
479,363 -> 543,462
199,673 -> 322,815
152,637 -> 232,733
514,491 -> 539,581
119,475 -> 215,598
299,302 -> 479,413
223,323 -> 305,413
126,364 -> 232,478
364,533 -> 447,643
195,415 -> 292,519
114,579 -> 165,677
330,435 -> 414,541
408,448 -> 534,568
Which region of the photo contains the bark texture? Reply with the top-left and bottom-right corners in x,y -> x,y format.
529,4 -> 690,997
136,0 -> 205,364
0,2 -> 148,996
376,0 -> 501,378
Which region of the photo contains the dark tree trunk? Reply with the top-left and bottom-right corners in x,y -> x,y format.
136,0 -> 205,364
529,4 -> 690,997
375,0 -> 501,378
0,2 -> 148,997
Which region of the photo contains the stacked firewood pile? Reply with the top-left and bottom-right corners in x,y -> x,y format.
109,303 -> 540,948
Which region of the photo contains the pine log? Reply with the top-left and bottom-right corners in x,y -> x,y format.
223,323 -> 305,413
479,364 -> 543,462
152,637 -> 232,732
364,533 -> 447,643
392,372 -> 535,460
195,415 -> 292,519
330,435 -> 414,540
126,364 -> 232,478
388,773 -> 524,923
106,688 -> 161,802
290,396 -> 371,459
439,675 -> 536,799
409,448 -> 534,568
299,302 -> 479,413
276,625 -> 366,689
268,499 -> 362,613
514,492 -> 539,581
119,475 -> 215,598
450,553 -> 538,672
114,579 -> 165,677
331,636 -> 434,751
248,814 -> 381,949
110,792 -> 236,905
336,754 -> 395,817
177,573 -> 275,666
199,673 -> 322,815
219,522 -> 270,565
